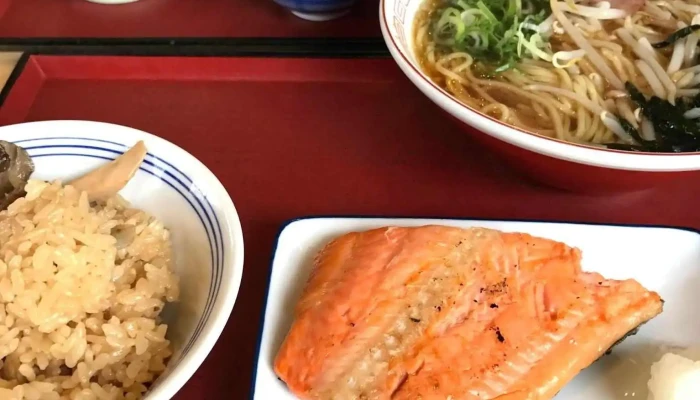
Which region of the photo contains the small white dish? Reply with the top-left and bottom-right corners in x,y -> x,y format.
0,120 -> 245,400
252,216 -> 700,399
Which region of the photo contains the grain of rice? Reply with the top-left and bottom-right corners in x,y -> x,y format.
0,180 -> 179,399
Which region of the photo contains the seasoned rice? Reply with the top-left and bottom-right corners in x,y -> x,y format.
0,180 -> 179,399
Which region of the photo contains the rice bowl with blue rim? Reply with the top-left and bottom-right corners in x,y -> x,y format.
0,120 -> 244,399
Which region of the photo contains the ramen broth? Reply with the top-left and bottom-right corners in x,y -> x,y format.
413,0 -> 700,152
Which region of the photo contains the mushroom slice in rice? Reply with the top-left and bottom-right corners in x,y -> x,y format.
0,140 -> 34,211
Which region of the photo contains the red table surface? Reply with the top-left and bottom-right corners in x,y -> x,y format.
0,55 -> 698,398
0,0 -> 379,39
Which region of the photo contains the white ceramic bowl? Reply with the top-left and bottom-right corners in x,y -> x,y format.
0,120 -> 244,399
379,0 -> 700,192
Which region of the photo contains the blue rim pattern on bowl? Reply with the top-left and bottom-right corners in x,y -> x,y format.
13,136 -> 224,370
273,0 -> 356,13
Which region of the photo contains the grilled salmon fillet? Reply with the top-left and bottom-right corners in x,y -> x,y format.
274,226 -> 664,400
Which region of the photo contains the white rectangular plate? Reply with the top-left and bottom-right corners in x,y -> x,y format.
251,217 -> 700,399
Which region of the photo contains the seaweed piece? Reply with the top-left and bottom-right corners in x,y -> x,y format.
626,82 -> 647,106
605,83 -> 700,152
652,25 -> 700,48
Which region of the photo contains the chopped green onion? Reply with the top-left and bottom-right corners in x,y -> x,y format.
476,1 -> 498,23
431,0 -> 551,73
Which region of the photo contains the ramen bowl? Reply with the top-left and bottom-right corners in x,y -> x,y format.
379,0 -> 700,193
0,120 -> 244,399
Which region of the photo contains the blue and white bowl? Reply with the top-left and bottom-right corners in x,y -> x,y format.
0,120 -> 245,399
274,0 -> 357,21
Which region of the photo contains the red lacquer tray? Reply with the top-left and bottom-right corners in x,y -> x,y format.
0,54 -> 698,398
0,0 -> 379,40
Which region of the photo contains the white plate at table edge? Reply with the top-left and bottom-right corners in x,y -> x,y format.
251,216 -> 700,400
